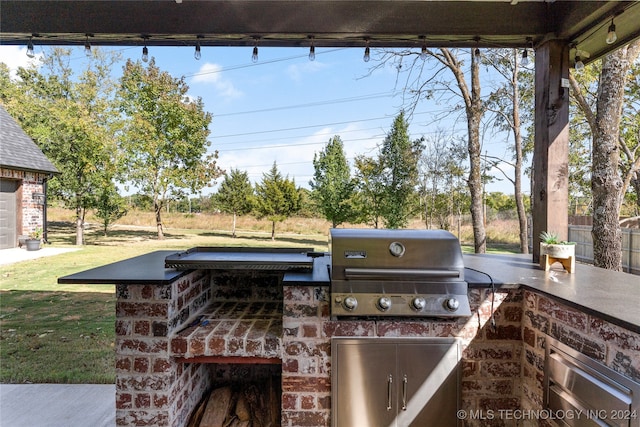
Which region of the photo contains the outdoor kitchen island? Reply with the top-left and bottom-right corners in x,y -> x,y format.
59,246 -> 640,427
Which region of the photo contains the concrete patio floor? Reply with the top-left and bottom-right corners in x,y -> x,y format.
0,384 -> 115,426
0,247 -> 80,266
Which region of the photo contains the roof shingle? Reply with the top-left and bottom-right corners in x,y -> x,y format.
0,105 -> 59,174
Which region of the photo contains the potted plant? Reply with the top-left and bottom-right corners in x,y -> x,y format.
25,227 -> 43,251
539,231 -> 576,258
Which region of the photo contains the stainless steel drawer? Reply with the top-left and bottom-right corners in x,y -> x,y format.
545,337 -> 640,427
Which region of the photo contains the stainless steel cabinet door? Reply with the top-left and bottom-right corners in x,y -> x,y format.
332,339 -> 460,427
396,342 -> 459,427
333,342 -> 398,427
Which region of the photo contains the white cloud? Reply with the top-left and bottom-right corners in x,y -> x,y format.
0,46 -> 42,79
213,124 -> 383,190
190,62 -> 242,100
286,61 -> 328,83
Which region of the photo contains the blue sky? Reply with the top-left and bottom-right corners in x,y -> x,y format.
0,44 -> 521,195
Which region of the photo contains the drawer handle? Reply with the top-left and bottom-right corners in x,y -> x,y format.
387,374 -> 393,411
402,375 -> 408,411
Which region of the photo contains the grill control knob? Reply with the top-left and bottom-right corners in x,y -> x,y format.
377,297 -> 392,311
343,296 -> 358,311
411,297 -> 426,311
444,298 -> 460,312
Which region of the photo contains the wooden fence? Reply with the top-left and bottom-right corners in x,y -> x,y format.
568,226 -> 640,275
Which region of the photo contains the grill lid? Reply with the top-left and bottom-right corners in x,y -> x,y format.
330,228 -> 465,282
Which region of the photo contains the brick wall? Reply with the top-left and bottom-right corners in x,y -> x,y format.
0,167 -> 47,237
521,290 -> 640,417
115,270 -> 211,427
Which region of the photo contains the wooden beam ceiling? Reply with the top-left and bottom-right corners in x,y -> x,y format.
1,1 -> 639,66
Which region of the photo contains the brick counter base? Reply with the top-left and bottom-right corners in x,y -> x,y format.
114,269 -> 640,427
115,270 -> 212,427
281,286 -> 524,427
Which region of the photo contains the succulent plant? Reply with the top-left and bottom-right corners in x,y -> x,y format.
539,231 -> 560,244
539,231 -> 575,245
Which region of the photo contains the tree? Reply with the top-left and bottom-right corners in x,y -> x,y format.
94,183 -> 128,236
118,58 -> 222,239
254,162 -> 300,240
484,49 -> 533,254
569,41 -> 640,270
215,169 -> 254,237
1,47 -> 121,245
353,155 -> 385,228
376,48 -> 486,250
378,112 -> 424,228
310,136 -> 356,227
419,130 -> 468,231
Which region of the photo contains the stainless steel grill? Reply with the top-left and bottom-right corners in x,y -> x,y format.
330,228 -> 471,318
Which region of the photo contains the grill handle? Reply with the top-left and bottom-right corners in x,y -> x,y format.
344,268 -> 460,280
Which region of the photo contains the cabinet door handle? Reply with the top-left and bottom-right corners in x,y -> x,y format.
387,374 -> 393,411
402,375 -> 408,411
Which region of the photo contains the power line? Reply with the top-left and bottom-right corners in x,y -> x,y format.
217,135 -> 387,152
211,109 -> 455,139
214,91 -> 401,117
184,47 -> 347,79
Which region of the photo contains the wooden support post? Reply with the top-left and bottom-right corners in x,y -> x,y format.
532,40 -> 570,263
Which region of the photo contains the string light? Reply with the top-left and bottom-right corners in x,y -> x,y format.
606,18 -> 617,44
474,47 -> 481,61
308,37 -> 315,61
142,45 -> 149,62
251,38 -> 259,63
363,39 -> 370,62
194,41 -> 201,60
84,35 -> 91,57
26,37 -> 35,58
420,36 -> 427,60
520,49 -> 529,67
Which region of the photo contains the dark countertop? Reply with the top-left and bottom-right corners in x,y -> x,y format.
57,250 -> 188,285
58,250 -> 640,333
463,253 -> 640,334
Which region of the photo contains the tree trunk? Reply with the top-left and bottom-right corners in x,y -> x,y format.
154,200 -> 165,240
434,48 -> 486,252
271,221 -> 275,241
75,204 -> 84,246
466,50 -> 486,253
591,47 -> 629,271
232,212 -> 237,238
512,52 -> 528,254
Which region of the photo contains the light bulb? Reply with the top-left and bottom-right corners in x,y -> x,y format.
26,39 -> 35,58
363,39 -> 371,62
520,49 -> 529,67
574,56 -> 584,71
142,46 -> 149,62
606,22 -> 617,45
194,42 -> 201,60
309,45 -> 315,61
252,46 -> 258,63
474,47 -> 481,61
84,39 -> 91,57
420,44 -> 427,60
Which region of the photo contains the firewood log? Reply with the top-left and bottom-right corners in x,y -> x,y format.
200,386 -> 233,427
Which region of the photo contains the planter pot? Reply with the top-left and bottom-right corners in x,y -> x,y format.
25,239 -> 41,251
540,243 -> 575,259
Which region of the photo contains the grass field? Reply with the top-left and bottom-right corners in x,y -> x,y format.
0,210 -> 520,384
